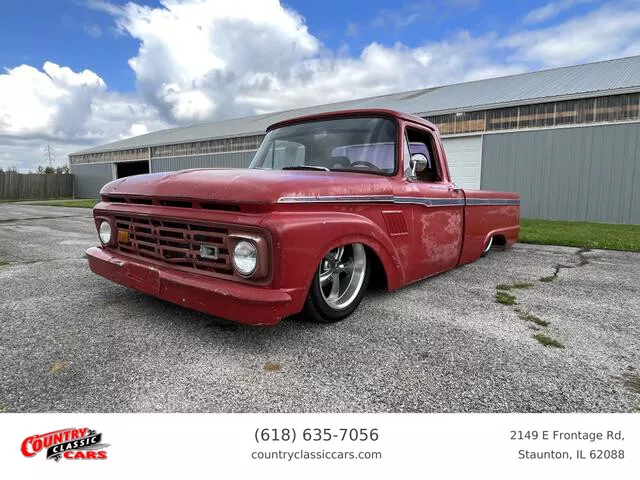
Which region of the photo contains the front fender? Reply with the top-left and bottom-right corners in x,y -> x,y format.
263,211 -> 406,295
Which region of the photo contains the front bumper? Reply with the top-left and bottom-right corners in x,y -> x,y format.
86,247 -> 300,326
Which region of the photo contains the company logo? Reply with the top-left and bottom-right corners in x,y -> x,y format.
21,428 -> 109,462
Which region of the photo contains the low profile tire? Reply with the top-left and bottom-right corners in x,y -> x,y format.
481,236 -> 493,257
304,243 -> 370,323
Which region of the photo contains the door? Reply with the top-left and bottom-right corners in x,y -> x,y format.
116,160 -> 150,179
442,135 -> 482,189
401,126 -> 465,282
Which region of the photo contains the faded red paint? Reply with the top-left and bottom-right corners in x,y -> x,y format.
87,109 -> 520,325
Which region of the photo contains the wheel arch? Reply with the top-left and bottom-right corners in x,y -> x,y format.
264,211 -> 407,304
306,232 -> 404,295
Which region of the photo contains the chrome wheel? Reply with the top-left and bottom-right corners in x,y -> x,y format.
318,243 -> 367,310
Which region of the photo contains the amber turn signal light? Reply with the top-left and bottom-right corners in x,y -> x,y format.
117,230 -> 130,243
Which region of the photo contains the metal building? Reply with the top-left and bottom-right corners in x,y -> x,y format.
70,56 -> 640,224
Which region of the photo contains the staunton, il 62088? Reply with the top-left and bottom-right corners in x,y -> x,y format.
87,109 -> 520,325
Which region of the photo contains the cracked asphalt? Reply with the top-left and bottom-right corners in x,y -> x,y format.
0,203 -> 639,413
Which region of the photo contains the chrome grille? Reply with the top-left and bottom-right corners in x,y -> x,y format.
114,215 -> 232,274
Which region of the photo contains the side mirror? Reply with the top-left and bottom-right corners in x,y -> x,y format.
410,153 -> 429,177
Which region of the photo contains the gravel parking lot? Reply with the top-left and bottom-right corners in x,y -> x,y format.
0,203 -> 638,413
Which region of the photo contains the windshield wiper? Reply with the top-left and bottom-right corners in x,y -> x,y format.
282,165 -> 330,171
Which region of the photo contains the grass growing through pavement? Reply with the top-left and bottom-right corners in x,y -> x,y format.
622,372 -> 640,394
496,282 -> 534,291
516,310 -> 550,327
25,199 -> 99,208
496,291 -> 517,306
533,334 -> 564,348
539,275 -> 556,283
520,218 -> 640,252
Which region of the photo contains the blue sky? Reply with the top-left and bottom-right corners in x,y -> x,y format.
0,0 -> 609,91
1,0 -> 639,171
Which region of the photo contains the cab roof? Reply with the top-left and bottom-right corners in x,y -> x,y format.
267,108 -> 439,133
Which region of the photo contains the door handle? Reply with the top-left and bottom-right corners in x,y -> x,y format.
448,183 -> 461,193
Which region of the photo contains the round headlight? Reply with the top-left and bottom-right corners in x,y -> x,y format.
99,220 -> 112,245
233,240 -> 257,276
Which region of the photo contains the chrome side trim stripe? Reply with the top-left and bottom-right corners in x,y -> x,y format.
278,195 -> 394,203
278,195 -> 519,207
393,197 -> 465,207
466,198 -> 521,206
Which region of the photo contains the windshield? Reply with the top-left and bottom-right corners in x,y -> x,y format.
249,117 -> 397,175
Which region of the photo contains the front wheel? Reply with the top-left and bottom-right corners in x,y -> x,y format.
304,243 -> 370,323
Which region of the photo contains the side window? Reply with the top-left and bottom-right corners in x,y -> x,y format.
405,128 -> 441,182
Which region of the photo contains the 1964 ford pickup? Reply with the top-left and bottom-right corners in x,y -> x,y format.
87,109 -> 520,325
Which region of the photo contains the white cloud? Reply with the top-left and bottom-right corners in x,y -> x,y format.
524,0 -> 593,24
83,24 -> 104,37
125,123 -> 149,138
109,0 -> 320,122
504,3 -> 640,65
2,0 -> 640,173
0,62 -> 169,171
0,62 -> 105,138
106,0 -> 523,123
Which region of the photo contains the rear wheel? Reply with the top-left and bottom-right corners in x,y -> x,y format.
304,243 -> 370,323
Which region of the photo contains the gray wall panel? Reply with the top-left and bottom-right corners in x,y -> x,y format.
70,163 -> 112,198
481,122 -> 640,223
150,151 -> 256,172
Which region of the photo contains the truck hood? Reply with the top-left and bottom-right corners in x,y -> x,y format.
100,168 -> 395,204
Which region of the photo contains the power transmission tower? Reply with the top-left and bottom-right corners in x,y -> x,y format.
43,144 -> 55,168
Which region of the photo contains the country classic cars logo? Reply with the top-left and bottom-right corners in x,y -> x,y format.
21,427 -> 109,461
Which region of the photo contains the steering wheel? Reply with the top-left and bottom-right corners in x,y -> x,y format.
349,160 -> 381,171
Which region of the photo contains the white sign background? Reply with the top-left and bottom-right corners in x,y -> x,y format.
1,414 -> 637,479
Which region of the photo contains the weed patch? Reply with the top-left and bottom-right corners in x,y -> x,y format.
264,361 -> 282,372
49,361 -> 69,374
496,291 -> 517,305
517,310 -> 550,327
622,372 -> 640,394
496,282 -> 534,291
533,334 -> 564,348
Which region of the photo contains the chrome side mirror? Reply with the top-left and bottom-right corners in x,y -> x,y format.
410,153 -> 429,177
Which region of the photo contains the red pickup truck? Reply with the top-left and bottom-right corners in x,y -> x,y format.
87,109 -> 520,325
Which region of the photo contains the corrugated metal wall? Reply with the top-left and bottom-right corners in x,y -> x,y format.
481,122 -> 640,223
70,163 -> 113,198
150,151 -> 255,172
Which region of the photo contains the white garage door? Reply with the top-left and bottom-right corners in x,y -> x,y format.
442,135 -> 482,189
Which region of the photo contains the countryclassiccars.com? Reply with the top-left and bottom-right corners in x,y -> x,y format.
86,109 -> 520,325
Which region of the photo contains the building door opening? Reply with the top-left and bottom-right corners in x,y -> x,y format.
116,160 -> 150,179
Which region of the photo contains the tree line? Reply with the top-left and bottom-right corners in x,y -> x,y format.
0,165 -> 70,174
